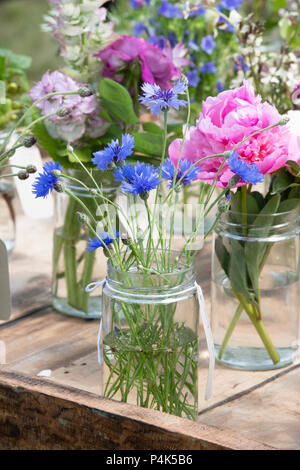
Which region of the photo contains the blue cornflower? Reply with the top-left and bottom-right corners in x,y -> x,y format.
219,0 -> 243,11
217,81 -> 224,92
228,151 -> 264,185
200,61 -> 217,74
114,161 -> 160,196
87,230 -> 119,252
188,40 -> 199,51
234,56 -> 249,72
139,80 -> 188,116
189,4 -> 205,16
32,161 -> 61,198
130,0 -> 142,8
159,0 -> 182,18
92,134 -> 134,172
167,32 -> 177,48
201,35 -> 216,55
147,29 -> 165,48
187,68 -> 200,87
162,158 -> 200,188
133,22 -> 147,37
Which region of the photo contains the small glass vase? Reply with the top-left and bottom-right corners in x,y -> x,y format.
211,208 -> 300,370
51,169 -> 118,319
0,179 -> 16,253
100,254 -> 200,420
0,131 -> 16,253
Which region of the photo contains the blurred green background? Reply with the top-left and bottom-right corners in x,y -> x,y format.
0,0 -> 63,81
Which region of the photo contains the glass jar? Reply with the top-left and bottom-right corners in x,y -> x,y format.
100,254 -> 200,420
52,169 -> 119,319
0,179 -> 16,252
211,208 -> 300,370
0,131 -> 16,253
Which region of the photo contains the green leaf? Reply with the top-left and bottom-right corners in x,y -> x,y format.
0,48 -> 31,70
133,132 -> 165,157
244,194 -> 281,303
100,124 -> 123,143
287,160 -> 300,175
68,147 -> 93,163
0,57 -> 5,80
271,168 -> 295,194
215,236 -> 230,278
229,239 -> 252,302
278,198 -> 299,212
142,122 -> 163,135
99,78 -> 139,125
250,191 -> 265,210
0,81 -> 6,105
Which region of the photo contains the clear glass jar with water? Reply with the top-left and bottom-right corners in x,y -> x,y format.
52,168 -> 118,319
100,253 -> 200,420
211,208 -> 300,370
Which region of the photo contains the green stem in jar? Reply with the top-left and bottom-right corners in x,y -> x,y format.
235,292 -> 280,365
218,303 -> 244,360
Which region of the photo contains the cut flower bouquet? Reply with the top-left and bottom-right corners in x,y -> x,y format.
30,76 -> 296,415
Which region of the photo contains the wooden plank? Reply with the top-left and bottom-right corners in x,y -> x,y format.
0,306 -> 293,413
0,369 -> 273,450
199,363 -> 300,450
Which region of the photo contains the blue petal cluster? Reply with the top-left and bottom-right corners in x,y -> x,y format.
200,62 -> 217,74
162,158 -> 200,188
114,161 -> 160,196
32,161 -> 61,198
133,21 -> 147,37
139,80 -> 188,116
159,0 -> 182,18
87,230 -> 119,252
219,0 -> 243,11
92,134 -> 135,172
228,151 -> 264,186
187,68 -> 200,87
201,35 -> 216,55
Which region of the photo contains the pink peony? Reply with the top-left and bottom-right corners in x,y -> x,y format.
96,35 -> 182,89
169,81 -> 300,188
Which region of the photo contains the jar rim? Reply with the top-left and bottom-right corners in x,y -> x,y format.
106,251 -> 196,293
216,206 -> 300,241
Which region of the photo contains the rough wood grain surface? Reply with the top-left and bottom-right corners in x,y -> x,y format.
0,369 -> 273,450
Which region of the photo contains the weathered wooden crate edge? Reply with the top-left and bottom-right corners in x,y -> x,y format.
0,369 -> 274,450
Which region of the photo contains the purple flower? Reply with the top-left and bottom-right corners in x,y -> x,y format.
201,35 -> 216,55
216,81 -> 225,92
234,56 -> 249,72
159,0 -> 182,18
228,151 -> 264,186
32,161 -> 61,198
200,62 -> 217,74
87,230 -> 119,252
188,40 -> 199,51
187,69 -> 200,87
219,0 -> 243,11
29,70 -> 106,142
162,158 -> 200,187
92,134 -> 135,172
114,161 -> 160,196
167,32 -> 177,48
139,80 -> 188,116
133,22 -> 147,37
189,5 -> 205,16
130,0 -> 143,8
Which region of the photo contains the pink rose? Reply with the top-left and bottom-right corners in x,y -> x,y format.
96,35 -> 181,89
169,81 -> 300,188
